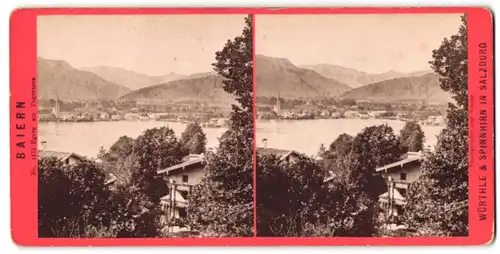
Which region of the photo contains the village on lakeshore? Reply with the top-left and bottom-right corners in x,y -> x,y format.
257,95 -> 446,126
38,99 -> 229,128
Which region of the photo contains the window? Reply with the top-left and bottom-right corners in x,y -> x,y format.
178,208 -> 187,218
182,175 -> 189,183
400,173 -> 407,181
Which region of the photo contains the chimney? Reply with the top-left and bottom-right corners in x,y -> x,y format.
40,141 -> 47,150
262,138 -> 268,148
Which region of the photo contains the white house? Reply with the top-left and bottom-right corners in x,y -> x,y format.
157,154 -> 206,219
343,110 -> 359,118
375,151 -> 424,218
331,111 -> 342,119
100,112 -> 110,120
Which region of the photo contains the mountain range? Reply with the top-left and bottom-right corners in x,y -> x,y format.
257,55 -> 450,104
340,73 -> 451,103
81,66 -> 215,91
256,55 -> 351,98
38,58 -> 131,101
38,56 -> 450,105
120,74 -> 234,105
300,64 -> 433,88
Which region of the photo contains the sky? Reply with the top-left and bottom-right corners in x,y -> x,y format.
37,15 -> 247,76
256,14 -> 463,74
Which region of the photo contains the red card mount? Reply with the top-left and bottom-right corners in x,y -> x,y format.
9,7 -> 494,246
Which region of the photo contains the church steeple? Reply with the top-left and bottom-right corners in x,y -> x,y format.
274,92 -> 281,116
52,91 -> 60,119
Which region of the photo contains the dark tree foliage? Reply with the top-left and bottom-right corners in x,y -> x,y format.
188,15 -> 254,237
319,133 -> 354,177
129,127 -> 182,207
188,130 -> 253,236
351,124 -> 403,170
111,185 -> 163,238
284,125 -> 402,237
321,125 -> 403,236
429,15 -> 468,108
256,153 -> 371,237
38,158 -> 112,237
329,133 -> 354,157
186,132 -> 207,155
333,152 -> 380,237
399,121 -> 425,153
404,15 -> 469,237
106,136 -> 135,163
346,124 -> 402,198
96,136 -> 136,185
256,154 -> 325,236
212,15 -> 253,113
179,122 -> 207,155
38,157 -> 162,238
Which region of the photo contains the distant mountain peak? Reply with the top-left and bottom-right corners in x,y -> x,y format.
256,54 -> 295,66
340,73 -> 451,104
38,57 -> 72,69
383,69 -> 401,75
300,63 -> 435,89
37,58 -> 131,101
81,66 -> 215,91
256,55 -> 351,99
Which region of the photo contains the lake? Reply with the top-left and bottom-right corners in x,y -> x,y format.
38,121 -> 227,158
256,119 -> 445,157
39,119 -> 445,159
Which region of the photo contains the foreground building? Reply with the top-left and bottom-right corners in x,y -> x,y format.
375,151 -> 424,218
39,150 -> 85,165
39,149 -> 117,187
157,154 -> 206,220
256,147 -> 303,164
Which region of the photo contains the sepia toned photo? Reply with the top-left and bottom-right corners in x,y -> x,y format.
37,14 -> 254,238
255,14 -> 468,237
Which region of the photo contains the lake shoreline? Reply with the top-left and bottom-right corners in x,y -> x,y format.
256,118 -> 444,156
39,121 -> 226,158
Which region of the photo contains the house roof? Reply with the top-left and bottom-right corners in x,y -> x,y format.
105,173 -> 117,185
257,147 -> 303,161
280,150 -> 301,160
183,154 -> 204,161
158,156 -> 204,175
323,172 -> 337,183
39,150 -> 85,162
375,152 -> 423,172
257,147 -> 289,157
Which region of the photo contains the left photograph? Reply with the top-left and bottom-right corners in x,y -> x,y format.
37,14 -> 254,238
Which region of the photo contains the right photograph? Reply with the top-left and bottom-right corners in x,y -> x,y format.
255,14 -> 468,237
